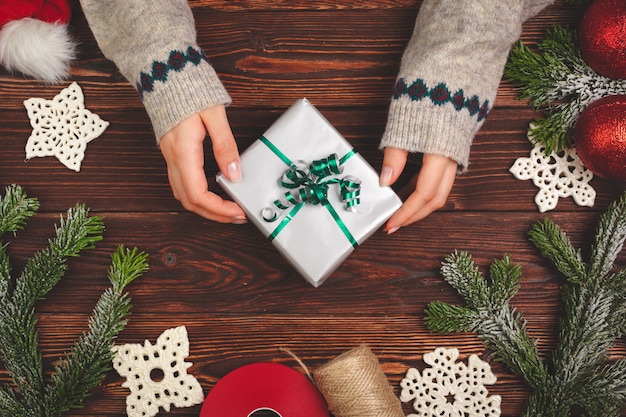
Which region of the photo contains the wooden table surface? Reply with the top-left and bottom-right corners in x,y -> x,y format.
1,1 -> 625,416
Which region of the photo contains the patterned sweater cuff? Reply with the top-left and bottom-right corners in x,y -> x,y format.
138,49 -> 232,143
379,96 -> 486,173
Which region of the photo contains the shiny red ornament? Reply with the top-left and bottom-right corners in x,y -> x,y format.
572,95 -> 626,180
578,0 -> 626,79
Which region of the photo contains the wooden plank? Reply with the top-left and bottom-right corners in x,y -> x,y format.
188,0 -> 422,10
1,210 -> 616,318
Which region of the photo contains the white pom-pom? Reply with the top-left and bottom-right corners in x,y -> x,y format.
0,17 -> 76,83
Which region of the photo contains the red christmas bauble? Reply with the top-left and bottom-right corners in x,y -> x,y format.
572,95 -> 626,180
578,0 -> 626,79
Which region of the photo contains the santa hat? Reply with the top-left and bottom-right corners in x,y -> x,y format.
0,0 -> 76,82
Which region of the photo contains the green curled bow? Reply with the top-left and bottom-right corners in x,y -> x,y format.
263,153 -> 361,221
259,136 -> 360,247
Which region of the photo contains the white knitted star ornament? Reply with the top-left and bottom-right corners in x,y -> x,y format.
23,82 -> 109,171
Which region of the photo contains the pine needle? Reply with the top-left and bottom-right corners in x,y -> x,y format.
424,301 -> 480,333
589,193 -> 626,279
488,255 -> 522,306
528,218 -> 586,284
14,205 -> 104,309
0,185 -> 39,235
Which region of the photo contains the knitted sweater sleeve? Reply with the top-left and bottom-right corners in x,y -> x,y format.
380,0 -> 554,172
79,0 -> 231,142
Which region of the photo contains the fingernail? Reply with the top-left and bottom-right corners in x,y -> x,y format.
233,215 -> 247,224
386,226 -> 400,235
228,161 -> 241,182
380,166 -> 393,186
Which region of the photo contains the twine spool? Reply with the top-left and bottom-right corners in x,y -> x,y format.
313,345 -> 404,417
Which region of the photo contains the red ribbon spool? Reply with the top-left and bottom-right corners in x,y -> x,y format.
199,362 -> 329,417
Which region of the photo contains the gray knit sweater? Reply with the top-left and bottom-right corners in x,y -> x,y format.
79,0 -> 231,142
381,0 -> 554,172
80,0 -> 554,167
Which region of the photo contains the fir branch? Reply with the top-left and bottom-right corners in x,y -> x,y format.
531,194 -> 626,339
44,246 -> 148,416
528,218 -> 587,284
423,301 -> 480,333
521,378 -> 575,417
526,102 -> 579,154
0,242 -> 13,304
477,304 -> 548,390
0,204 -> 103,407
428,252 -> 548,389
578,359 -> 626,416
439,251 -> 489,309
13,205 -> 104,309
425,193 -> 626,416
0,185 -> 38,303
0,185 -> 39,236
49,205 -> 104,257
551,284 -> 615,383
505,27 -> 585,108
588,193 -> 626,279
108,246 -> 150,292
0,187 -> 149,416
504,41 -> 551,104
526,194 -> 626,416
503,26 -> 588,153
0,386 -> 26,417
45,290 -> 131,414
488,255 -> 522,306
0,304 -> 45,413
607,269 -> 626,338
425,193 -> 626,417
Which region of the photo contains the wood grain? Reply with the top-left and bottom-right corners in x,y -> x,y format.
0,1 -> 624,416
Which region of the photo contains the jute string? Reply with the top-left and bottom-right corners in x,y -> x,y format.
312,345 -> 405,417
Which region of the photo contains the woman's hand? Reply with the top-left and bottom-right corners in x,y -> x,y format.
380,147 -> 457,234
159,105 -> 247,223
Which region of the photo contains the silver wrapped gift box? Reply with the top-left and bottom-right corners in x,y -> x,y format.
217,99 -> 402,287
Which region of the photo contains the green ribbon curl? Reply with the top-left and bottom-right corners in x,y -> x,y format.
260,135 -> 360,248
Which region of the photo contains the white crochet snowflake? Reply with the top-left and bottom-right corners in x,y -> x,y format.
400,347 -> 501,417
112,326 -> 204,417
23,82 -> 109,172
509,127 -> 595,213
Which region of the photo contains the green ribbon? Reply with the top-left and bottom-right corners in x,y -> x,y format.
260,135 -> 360,248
